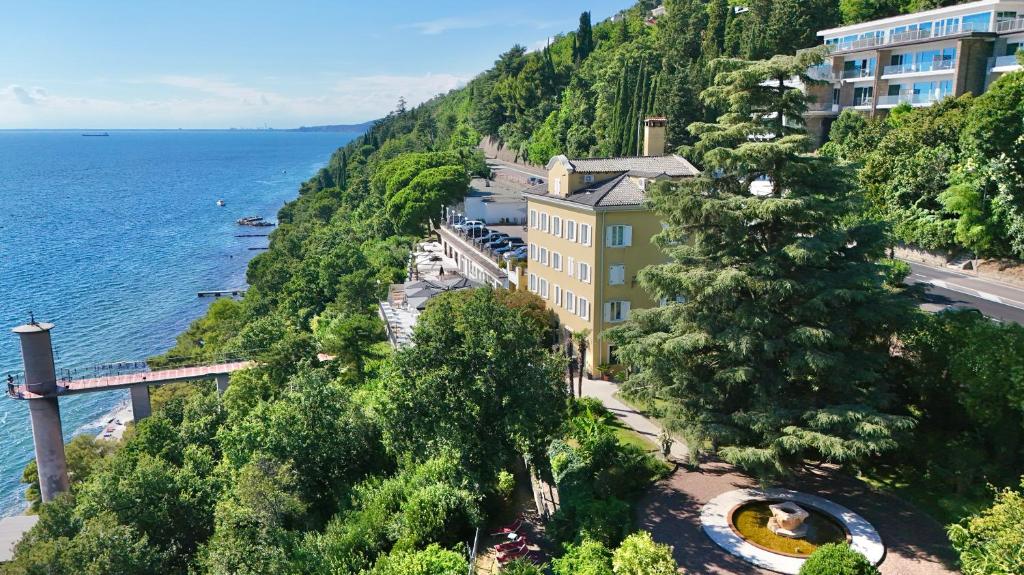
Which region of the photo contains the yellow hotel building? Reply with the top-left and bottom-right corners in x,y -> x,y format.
523,119 -> 699,372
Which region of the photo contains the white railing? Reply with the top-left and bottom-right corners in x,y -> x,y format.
882,58 -> 956,75
852,96 -> 874,107
997,18 -> 1024,33
877,93 -> 947,106
830,20 -> 993,53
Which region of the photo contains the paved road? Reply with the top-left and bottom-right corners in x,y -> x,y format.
903,260 -> 1024,324
580,377 -> 690,462
486,158 -> 546,178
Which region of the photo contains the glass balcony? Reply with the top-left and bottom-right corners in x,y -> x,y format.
989,54 -> 1022,70
877,92 -> 950,107
852,96 -> 874,107
882,58 -> 956,76
828,20 -> 993,53
841,67 -> 874,80
996,18 -> 1024,33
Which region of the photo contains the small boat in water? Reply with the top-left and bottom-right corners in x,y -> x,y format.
216,199 -> 226,207
82,132 -> 109,137
237,216 -> 275,227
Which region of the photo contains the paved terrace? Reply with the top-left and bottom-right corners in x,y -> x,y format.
580,377 -> 959,575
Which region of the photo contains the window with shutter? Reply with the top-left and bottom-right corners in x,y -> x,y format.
609,264 -> 625,285
567,256 -> 575,278
541,213 -> 549,232
529,243 -> 537,261
554,285 -> 562,306
580,223 -> 591,246
565,290 -> 575,311
553,216 -> 562,237
540,278 -> 548,299
553,252 -> 562,271
540,247 -> 549,266
607,225 -> 633,247
566,220 -> 576,241
528,273 -> 536,292
529,210 -> 537,229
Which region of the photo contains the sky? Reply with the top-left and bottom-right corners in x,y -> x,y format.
0,0 -> 628,129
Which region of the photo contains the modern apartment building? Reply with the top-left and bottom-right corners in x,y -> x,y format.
523,119 -> 699,372
803,0 -> 1024,142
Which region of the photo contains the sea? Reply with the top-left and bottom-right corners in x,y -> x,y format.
0,129 -> 357,515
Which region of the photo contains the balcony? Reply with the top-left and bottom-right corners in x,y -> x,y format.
877,92 -> 948,107
806,65 -> 836,82
834,36 -> 883,52
996,18 -> 1024,33
841,67 -> 875,80
989,54 -> 1022,72
829,20 -> 993,53
852,96 -> 874,108
882,58 -> 956,76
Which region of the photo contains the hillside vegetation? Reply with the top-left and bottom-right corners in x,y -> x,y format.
6,1 -> 1023,574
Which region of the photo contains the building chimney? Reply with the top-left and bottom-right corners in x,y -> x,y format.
643,117 -> 667,157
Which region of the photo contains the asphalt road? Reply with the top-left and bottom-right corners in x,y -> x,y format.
903,260 -> 1024,324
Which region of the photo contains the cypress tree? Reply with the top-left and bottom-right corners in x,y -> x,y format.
575,12 -> 594,65
609,52 -> 917,479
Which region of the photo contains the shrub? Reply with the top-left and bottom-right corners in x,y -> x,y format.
948,478 -> 1024,575
496,470 -> 515,500
611,531 -> 678,575
799,543 -> 879,575
552,539 -> 613,575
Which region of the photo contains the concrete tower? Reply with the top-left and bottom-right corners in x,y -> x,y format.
13,322 -> 70,502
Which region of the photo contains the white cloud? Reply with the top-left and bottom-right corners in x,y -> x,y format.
0,73 -> 471,129
403,16 -> 490,35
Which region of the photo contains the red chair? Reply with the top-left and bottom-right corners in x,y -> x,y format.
490,516 -> 524,536
497,546 -> 530,563
493,537 -> 528,553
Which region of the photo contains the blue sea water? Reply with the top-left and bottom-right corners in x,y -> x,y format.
0,129 -> 356,515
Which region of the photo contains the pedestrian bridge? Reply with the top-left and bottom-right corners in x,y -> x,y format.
7,360 -> 253,400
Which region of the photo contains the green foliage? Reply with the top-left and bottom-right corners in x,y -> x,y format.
948,479 -> 1024,575
21,435 -> 116,512
611,531 -> 678,575
377,288 -> 568,484
896,311 -> 1024,494
799,543 -> 879,575
496,470 -> 515,500
611,52 -> 916,479
366,544 -> 467,575
553,539 -> 614,575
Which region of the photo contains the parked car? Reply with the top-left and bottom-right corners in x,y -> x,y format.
464,225 -> 488,238
477,232 -> 510,245
503,245 -> 528,261
492,238 -> 525,253
454,219 -> 484,231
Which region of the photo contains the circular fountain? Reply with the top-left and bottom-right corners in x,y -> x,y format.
700,488 -> 884,574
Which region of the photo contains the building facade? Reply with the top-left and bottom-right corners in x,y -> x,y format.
804,0 -> 1024,143
524,119 -> 699,371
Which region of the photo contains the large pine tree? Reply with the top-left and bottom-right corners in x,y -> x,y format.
610,51 -> 916,478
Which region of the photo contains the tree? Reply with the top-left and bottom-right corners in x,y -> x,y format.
948,479 -> 1024,575
574,12 -> 594,65
799,543 -> 879,575
610,52 -> 916,478
611,531 -> 677,575
312,309 -> 385,376
377,288 -> 568,484
200,459 -> 305,575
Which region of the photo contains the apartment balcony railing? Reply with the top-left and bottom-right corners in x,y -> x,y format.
996,17 -> 1024,33
831,21 -> 992,53
841,67 -> 875,80
852,96 -> 874,107
877,92 -> 949,106
882,58 -> 956,76
989,54 -> 1022,69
